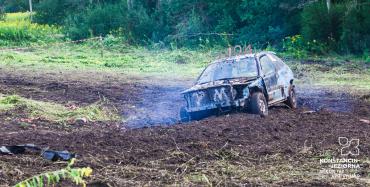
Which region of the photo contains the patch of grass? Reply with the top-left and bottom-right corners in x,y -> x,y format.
0,37 -> 369,89
0,95 -> 22,104
313,73 -> 370,90
0,41 -> 219,79
286,60 -> 370,91
0,95 -> 121,124
5,12 -> 32,22
0,95 -> 22,110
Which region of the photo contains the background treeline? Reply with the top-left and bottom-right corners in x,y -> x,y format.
0,0 -> 369,56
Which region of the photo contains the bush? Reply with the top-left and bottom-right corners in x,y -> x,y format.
340,3 -> 370,55
363,50 -> 370,63
283,35 -> 330,57
35,0 -> 87,25
301,2 -> 344,44
64,3 -> 128,40
282,35 -> 308,58
169,8 -> 206,47
1,0 -> 29,13
0,13 -> 61,46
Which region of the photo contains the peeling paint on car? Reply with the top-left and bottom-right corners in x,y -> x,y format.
181,51 -> 295,119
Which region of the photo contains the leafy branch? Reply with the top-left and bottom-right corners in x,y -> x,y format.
14,159 -> 92,187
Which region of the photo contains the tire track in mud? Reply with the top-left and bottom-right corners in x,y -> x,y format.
297,85 -> 355,113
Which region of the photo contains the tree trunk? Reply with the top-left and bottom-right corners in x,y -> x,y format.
326,0 -> 331,12
127,0 -> 133,10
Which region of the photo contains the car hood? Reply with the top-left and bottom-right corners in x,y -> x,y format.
182,77 -> 257,94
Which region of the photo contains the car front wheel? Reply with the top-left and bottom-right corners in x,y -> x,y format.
249,92 -> 268,117
285,86 -> 297,109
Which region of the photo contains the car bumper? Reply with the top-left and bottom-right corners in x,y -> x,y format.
186,98 -> 247,113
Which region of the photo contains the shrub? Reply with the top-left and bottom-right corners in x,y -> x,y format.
283,34 -> 330,58
340,3 -> 370,55
282,35 -> 308,58
301,2 -> 344,45
0,13 -> 61,46
1,0 -> 29,13
64,3 -> 128,40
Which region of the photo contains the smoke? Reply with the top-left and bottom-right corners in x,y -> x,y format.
122,85 -> 187,128
122,81 -> 355,129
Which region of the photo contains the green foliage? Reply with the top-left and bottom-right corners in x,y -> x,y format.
301,1 -> 345,51
363,50 -> 370,63
283,35 -> 308,58
340,2 -> 370,54
0,0 -> 368,55
14,159 -> 93,187
0,0 -> 29,13
283,35 -> 329,58
0,13 -> 61,46
300,0 -> 370,55
64,3 -> 128,40
237,0 -> 294,48
35,0 -> 88,25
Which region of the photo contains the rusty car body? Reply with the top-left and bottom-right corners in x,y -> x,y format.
180,51 -> 297,121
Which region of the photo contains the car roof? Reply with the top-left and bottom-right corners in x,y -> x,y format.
211,51 -> 276,64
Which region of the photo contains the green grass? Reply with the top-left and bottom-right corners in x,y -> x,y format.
1,39 -> 369,90
5,12 -> 32,22
0,95 -> 121,124
0,11 -> 368,87
286,60 -> 370,90
0,12 -> 61,46
0,40 -> 220,79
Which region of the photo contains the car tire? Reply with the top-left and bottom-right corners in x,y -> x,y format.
249,92 -> 268,117
179,107 -> 190,122
285,86 -> 297,109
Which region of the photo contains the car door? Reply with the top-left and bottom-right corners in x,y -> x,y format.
267,53 -> 294,100
259,55 -> 280,103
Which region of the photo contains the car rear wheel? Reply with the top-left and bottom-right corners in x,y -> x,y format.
249,92 -> 268,117
285,86 -> 297,109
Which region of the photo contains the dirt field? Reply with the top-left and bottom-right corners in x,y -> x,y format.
0,67 -> 369,186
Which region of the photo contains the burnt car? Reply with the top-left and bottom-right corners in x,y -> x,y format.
180,51 -> 297,121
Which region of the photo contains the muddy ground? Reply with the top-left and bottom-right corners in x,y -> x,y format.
0,67 -> 369,186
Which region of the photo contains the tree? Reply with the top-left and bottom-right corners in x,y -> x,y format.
340,0 -> 370,54
237,0 -> 302,47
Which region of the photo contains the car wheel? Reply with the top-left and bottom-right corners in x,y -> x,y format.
249,92 -> 268,117
179,107 -> 190,122
286,86 -> 297,109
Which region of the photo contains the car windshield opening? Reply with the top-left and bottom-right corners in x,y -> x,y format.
197,57 -> 257,84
